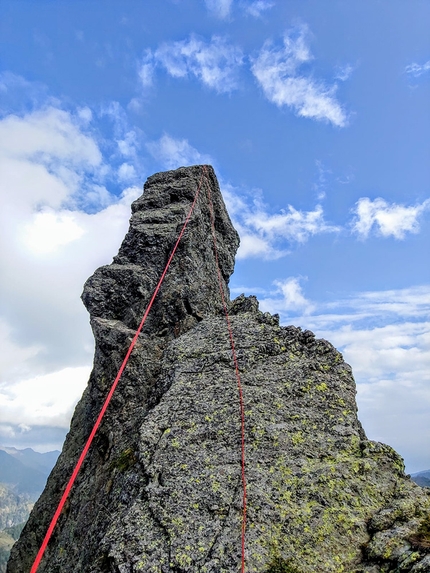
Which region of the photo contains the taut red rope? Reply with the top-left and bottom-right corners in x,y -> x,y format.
30,166 -> 247,572
30,169 -> 205,573
202,165 -> 247,573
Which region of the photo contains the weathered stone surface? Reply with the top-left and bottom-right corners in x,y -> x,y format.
8,165 -> 430,573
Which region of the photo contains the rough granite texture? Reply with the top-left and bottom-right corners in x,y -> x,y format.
8,165 -> 430,573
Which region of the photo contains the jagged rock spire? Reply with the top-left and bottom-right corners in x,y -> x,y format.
8,166 -> 430,573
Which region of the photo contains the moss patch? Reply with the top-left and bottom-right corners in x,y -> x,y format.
266,556 -> 302,573
110,447 -> 136,472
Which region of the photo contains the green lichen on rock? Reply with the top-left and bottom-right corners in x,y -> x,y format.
110,447 -> 137,472
7,166 -> 430,573
266,555 -> 302,573
409,512 -> 430,551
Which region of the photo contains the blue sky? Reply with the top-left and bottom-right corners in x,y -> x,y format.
0,0 -> 429,473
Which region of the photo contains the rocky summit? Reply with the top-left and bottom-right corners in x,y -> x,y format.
8,166 -> 430,573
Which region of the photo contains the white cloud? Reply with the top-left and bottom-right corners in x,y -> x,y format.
98,103 -> 142,169
221,182 -> 339,259
118,162 -> 137,182
0,107 -> 101,169
22,209 -> 86,254
204,0 -> 233,19
234,231 -> 283,260
0,107 -> 114,225
405,60 -> 430,78
246,203 -> 339,242
0,102 -> 142,414
321,318 -> 430,473
147,133 -> 212,170
138,49 -> 156,88
117,131 -> 139,158
275,277 -> 314,313
251,25 -> 348,126
0,320 -> 43,382
313,159 -> 332,200
352,197 -> 430,239
77,106 -> 93,124
0,367 -> 90,428
284,285 -> 430,331
259,277 -> 315,314
346,286 -> 430,319
221,184 -> 284,259
0,71 -> 32,93
1,184 -> 141,379
326,322 -> 429,380
358,379 -> 430,475
243,0 -> 275,18
1,155 -> 141,427
152,34 -> 244,93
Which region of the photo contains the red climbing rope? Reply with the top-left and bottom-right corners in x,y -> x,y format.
30,170 -> 206,573
202,166 -> 247,573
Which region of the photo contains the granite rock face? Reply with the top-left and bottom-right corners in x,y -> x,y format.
8,166 -> 430,573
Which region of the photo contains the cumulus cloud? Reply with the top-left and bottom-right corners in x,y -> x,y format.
259,277 -> 315,314
247,203 -> 339,242
147,133 -> 212,170
117,162 -> 137,182
0,107 -> 103,219
327,321 -> 429,380
0,107 -> 101,168
405,60 -> 430,78
222,182 -> 340,259
139,35 -> 244,94
22,210 -> 86,255
352,197 -> 430,239
1,185 -> 140,380
235,232 -> 281,259
0,100 -> 143,447
0,367 -> 90,429
251,24 -> 348,126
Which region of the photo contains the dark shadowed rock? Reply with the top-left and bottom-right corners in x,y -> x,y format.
8,166 -> 430,573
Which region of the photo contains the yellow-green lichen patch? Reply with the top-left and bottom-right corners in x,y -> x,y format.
315,382 -> 328,392
110,447 -> 136,472
266,555 -> 302,573
291,431 -> 305,446
409,512 -> 430,550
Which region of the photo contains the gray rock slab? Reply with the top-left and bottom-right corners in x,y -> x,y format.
8,166 -> 430,573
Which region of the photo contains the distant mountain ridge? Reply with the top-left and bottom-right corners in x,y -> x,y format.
0,446 -> 59,571
0,447 -> 59,476
0,446 -> 59,527
0,447 -> 59,497
411,469 -> 430,488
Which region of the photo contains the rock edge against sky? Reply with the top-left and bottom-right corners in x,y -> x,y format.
8,166 -> 430,573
